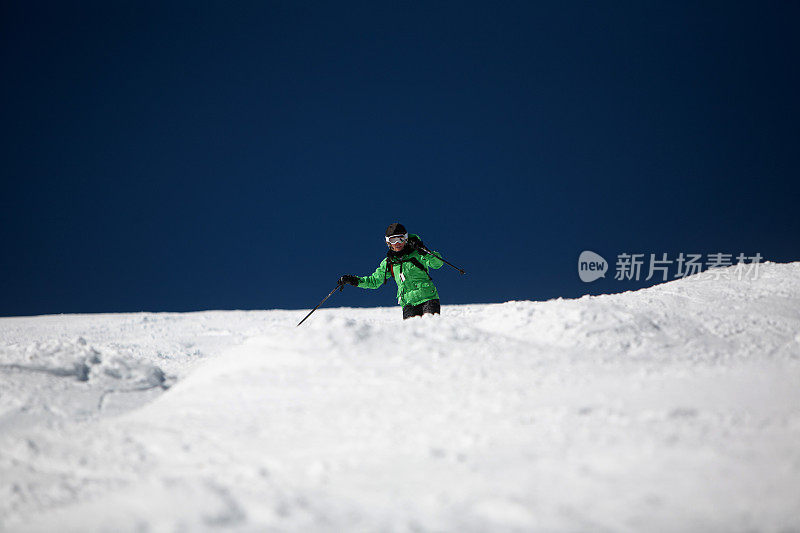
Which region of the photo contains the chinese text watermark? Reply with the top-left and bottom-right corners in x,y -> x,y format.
579,252 -> 763,283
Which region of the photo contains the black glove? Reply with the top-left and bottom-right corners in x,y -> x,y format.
338,274 -> 360,287
408,236 -> 428,255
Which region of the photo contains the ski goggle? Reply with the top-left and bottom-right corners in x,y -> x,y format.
385,233 -> 408,245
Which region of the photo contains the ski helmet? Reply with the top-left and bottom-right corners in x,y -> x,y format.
385,222 -> 407,237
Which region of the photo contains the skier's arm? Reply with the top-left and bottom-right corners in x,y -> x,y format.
420,250 -> 444,270
357,259 -> 388,289
409,234 -> 444,270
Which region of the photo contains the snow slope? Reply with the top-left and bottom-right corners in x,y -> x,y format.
1,263 -> 799,532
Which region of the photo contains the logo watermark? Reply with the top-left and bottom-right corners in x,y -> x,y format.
578,251 -> 608,282
579,251 -> 763,283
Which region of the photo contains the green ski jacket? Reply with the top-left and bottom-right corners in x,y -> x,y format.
357,234 -> 444,307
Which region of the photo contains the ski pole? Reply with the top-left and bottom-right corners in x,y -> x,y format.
296,282 -> 343,327
419,245 -> 466,275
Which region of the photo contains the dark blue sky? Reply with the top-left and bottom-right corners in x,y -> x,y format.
2,1 -> 798,316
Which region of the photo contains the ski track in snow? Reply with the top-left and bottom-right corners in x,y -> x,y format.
1,263 -> 799,532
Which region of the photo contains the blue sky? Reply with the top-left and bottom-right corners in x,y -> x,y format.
2,1 -> 798,316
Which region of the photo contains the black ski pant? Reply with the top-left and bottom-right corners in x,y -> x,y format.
402,299 -> 440,320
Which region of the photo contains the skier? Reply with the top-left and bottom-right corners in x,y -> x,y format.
338,223 -> 444,319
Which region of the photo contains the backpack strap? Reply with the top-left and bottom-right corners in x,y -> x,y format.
384,254 -> 432,283
384,260 -> 392,285
409,258 -> 432,280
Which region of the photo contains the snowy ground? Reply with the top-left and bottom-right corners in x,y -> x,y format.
1,263 -> 799,532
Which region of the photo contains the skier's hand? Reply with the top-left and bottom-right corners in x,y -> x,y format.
408,236 -> 428,254
338,274 -> 360,287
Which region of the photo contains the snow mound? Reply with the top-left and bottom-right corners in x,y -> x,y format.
1,262 -> 799,532
0,337 -> 169,388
